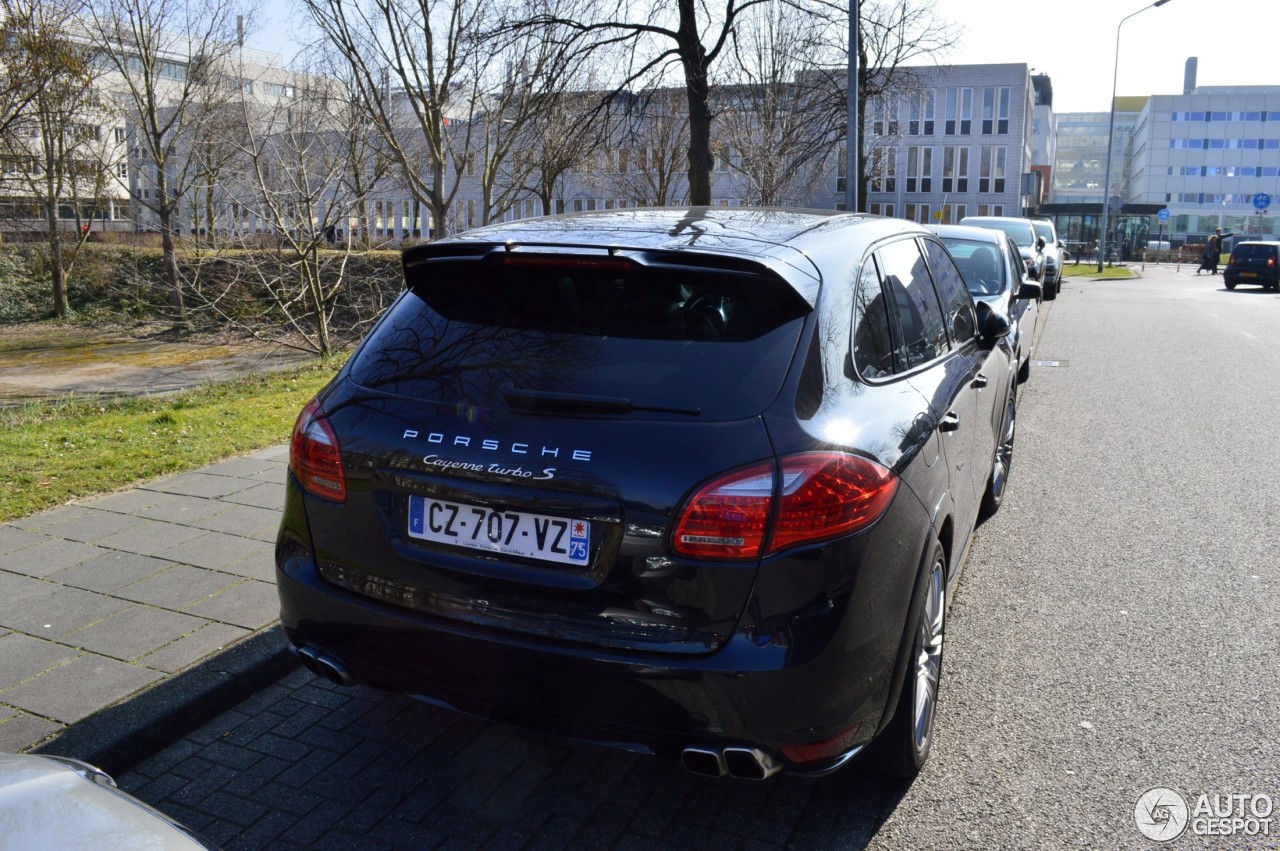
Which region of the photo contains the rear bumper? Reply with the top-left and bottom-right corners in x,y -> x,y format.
275,543 -> 913,772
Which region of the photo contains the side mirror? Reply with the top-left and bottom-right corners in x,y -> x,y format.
1017,281 -> 1043,301
975,300 -> 1012,341
1036,236 -> 1047,251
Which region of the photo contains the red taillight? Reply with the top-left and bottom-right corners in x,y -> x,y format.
671,453 -> 898,561
769,453 -> 898,551
290,399 -> 347,502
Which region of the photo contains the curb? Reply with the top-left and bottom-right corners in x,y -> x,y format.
34,627 -> 297,776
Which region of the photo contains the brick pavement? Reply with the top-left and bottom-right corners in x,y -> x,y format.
118,668 -> 899,850
0,446 -> 292,756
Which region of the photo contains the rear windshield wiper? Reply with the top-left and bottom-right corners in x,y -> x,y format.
503,386 -> 700,417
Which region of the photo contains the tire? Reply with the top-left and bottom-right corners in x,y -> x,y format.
873,540 -> 946,779
1017,351 -> 1031,384
1225,280 -> 1236,290
980,385 -> 1016,519
1043,278 -> 1058,301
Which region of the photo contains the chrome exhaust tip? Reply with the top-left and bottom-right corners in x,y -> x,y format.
293,645 -> 355,686
680,747 -> 727,777
723,747 -> 783,780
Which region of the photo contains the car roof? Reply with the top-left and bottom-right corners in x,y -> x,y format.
960,215 -> 1036,225
406,207 -> 933,307
930,224 -> 1007,245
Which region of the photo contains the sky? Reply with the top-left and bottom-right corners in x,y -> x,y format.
249,0 -> 1280,114
928,0 -> 1280,112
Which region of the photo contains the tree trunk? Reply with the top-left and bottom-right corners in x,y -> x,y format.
159,215 -> 185,324
676,0 -> 712,206
44,195 -> 67,319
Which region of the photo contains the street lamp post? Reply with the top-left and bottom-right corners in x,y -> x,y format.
846,0 -> 860,214
1098,0 -> 1172,272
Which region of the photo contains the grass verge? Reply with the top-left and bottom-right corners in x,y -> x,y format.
0,362 -> 339,521
1062,262 -> 1136,280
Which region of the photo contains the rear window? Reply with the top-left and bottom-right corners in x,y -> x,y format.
347,256 -> 810,420
964,219 -> 1034,247
940,237 -> 1005,295
1232,244 -> 1278,261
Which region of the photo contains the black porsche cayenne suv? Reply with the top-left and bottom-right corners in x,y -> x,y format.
276,208 -> 1018,779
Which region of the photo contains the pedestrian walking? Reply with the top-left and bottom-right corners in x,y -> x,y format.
1198,233 -> 1218,275
1206,227 -> 1233,275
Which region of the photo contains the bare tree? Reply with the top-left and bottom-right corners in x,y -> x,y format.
298,0 -> 491,240
518,86 -> 608,216
603,89 -> 689,206
87,0 -> 246,323
718,3 -> 842,206
808,0 -> 958,211
0,0 -> 44,138
226,70 -> 399,354
506,0 -> 787,207
0,0 -> 113,317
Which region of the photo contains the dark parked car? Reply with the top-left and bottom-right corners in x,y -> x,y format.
1223,241 -> 1280,291
959,215 -> 1050,298
276,208 -> 1017,780
932,223 -> 1042,382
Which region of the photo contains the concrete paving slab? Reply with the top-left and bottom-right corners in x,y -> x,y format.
184,581 -> 280,630
0,633 -> 80,684
78,489 -> 171,515
156,531 -> 271,571
200,458 -> 285,479
0,525 -> 45,556
190,504 -> 280,540
0,585 -> 133,637
3,443 -> 296,762
136,623 -> 251,674
0,709 -> 61,753
48,551 -> 173,594
94,519 -> 212,558
66,606 -> 209,662
2,653 -> 164,724
37,508 -> 148,543
217,551 -> 276,583
143,472 -> 257,500
0,537 -> 107,578
135,493 -> 229,525
220,483 -> 285,511
115,565 -> 244,609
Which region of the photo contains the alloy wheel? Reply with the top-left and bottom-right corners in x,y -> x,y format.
911,556 -> 945,756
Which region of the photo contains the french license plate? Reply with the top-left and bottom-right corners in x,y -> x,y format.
1241,271 -> 1257,277
406,495 -> 590,566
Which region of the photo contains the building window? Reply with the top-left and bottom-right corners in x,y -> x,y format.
978,146 -> 1006,193
942,146 -> 969,193
997,87 -> 1010,134
906,146 -> 933,193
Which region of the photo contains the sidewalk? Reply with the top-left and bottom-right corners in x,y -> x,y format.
0,445 -> 295,767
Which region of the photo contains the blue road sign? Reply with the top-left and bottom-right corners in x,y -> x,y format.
1158,208 -> 1170,222
1253,193 -> 1271,211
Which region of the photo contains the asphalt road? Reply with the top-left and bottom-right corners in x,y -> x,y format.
120,265 -> 1280,850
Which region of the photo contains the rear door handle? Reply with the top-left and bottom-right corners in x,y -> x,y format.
939,412 -> 961,432
971,373 -> 989,389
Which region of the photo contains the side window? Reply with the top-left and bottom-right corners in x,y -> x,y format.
923,238 -> 977,344
852,258 -> 896,379
1006,237 -> 1026,279
876,237 -> 949,371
